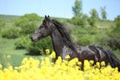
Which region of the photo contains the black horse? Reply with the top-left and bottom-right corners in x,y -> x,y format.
31,16 -> 120,71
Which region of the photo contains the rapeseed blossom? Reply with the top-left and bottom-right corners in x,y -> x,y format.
45,49 -> 50,55
50,51 -> 56,58
0,51 -> 120,80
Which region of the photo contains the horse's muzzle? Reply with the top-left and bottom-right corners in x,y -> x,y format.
31,36 -> 37,42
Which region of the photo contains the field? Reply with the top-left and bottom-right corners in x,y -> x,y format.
0,53 -> 120,80
0,14 -> 19,20
0,14 -> 120,80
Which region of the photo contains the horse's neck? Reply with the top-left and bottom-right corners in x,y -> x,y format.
50,30 -> 71,59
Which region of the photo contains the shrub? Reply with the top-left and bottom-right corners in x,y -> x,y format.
15,36 -> 52,55
107,15 -> 120,50
15,36 -> 31,49
19,22 -> 38,35
68,17 -> 83,26
15,13 -> 41,27
100,34 -> 110,47
15,13 -> 41,35
2,26 -> 21,39
88,18 -> 97,27
25,37 -> 52,55
71,25 -> 98,46
77,34 -> 96,46
0,20 -> 5,32
108,38 -> 120,50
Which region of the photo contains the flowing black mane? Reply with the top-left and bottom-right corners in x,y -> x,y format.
52,19 -> 76,51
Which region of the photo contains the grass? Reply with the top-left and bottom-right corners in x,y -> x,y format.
0,35 -> 45,68
0,53 -> 43,68
0,36 -> 26,68
0,36 -> 25,54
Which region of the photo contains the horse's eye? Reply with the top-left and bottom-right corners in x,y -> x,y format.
40,25 -> 44,28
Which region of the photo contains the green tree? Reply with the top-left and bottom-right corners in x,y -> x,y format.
101,6 -> 107,20
107,15 -> 120,49
112,15 -> 120,37
114,15 -> 120,29
89,9 -> 99,27
90,8 -> 99,20
72,0 -> 82,17
81,14 -> 89,27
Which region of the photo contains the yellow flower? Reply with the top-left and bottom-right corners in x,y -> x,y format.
21,57 -> 28,65
96,62 -> 100,68
45,49 -> 50,55
50,51 -> 56,58
0,49 -> 120,80
55,56 -> 62,65
68,58 -> 78,67
65,55 -> 70,59
84,60 -> 91,71
90,60 -> 94,65
101,61 -> 105,67
77,61 -> 82,66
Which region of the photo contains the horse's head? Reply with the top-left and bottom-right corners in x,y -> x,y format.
31,15 -> 54,42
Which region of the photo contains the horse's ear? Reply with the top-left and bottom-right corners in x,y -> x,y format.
45,15 -> 48,19
45,15 -> 51,21
46,15 -> 51,20
48,15 -> 50,18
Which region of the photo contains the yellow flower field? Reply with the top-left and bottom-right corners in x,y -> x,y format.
0,51 -> 120,80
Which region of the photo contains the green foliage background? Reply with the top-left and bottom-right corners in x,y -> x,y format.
0,13 -> 120,68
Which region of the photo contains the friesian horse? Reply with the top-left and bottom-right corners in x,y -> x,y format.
31,16 -> 120,71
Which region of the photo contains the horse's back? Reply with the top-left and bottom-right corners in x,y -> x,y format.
77,45 -> 107,62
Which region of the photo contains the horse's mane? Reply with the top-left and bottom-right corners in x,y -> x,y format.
52,19 -> 76,51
